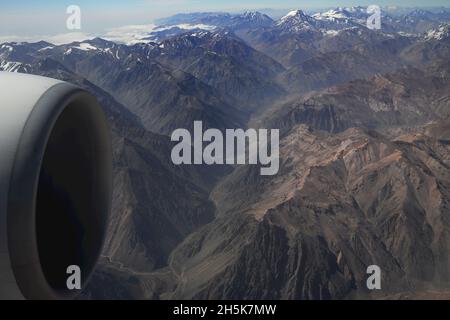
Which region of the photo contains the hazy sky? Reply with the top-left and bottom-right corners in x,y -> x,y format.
1,0 -> 449,42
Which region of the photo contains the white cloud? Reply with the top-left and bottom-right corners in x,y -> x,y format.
102,24 -> 156,45
99,23 -> 216,45
0,21 -> 213,46
154,23 -> 216,31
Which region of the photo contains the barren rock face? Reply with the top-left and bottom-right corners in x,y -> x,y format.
263,62 -> 450,136
157,121 -> 448,299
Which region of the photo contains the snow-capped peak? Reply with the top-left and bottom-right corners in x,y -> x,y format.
313,8 -> 352,21
61,39 -> 125,60
313,6 -> 368,22
241,11 -> 272,23
242,11 -> 261,18
346,6 -> 367,13
277,10 -> 317,32
280,10 -> 310,22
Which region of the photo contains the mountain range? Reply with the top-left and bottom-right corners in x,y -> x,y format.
1,6 -> 450,299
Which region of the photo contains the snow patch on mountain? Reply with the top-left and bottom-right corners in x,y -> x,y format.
241,11 -> 272,23
0,44 -> 14,52
314,9 -> 350,21
72,43 -> 99,51
426,23 -> 450,40
312,7 -> 368,25
38,46 -> 55,52
323,29 -> 340,36
0,60 -> 28,72
279,10 -> 310,22
277,10 -> 318,32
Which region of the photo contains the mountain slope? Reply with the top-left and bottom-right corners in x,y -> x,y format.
149,31 -> 286,109
164,121 -> 450,299
265,63 -> 450,134
27,39 -> 247,134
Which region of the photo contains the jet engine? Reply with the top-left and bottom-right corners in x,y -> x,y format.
0,72 -> 112,299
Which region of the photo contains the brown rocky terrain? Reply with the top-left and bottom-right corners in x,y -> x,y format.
159,121 -> 450,299
261,62 -> 450,135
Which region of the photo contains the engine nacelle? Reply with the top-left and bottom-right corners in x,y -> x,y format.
0,72 -> 112,299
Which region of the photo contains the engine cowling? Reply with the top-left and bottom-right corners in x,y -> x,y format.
0,72 -> 112,300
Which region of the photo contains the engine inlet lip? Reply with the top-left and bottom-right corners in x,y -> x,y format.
6,83 -> 112,300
